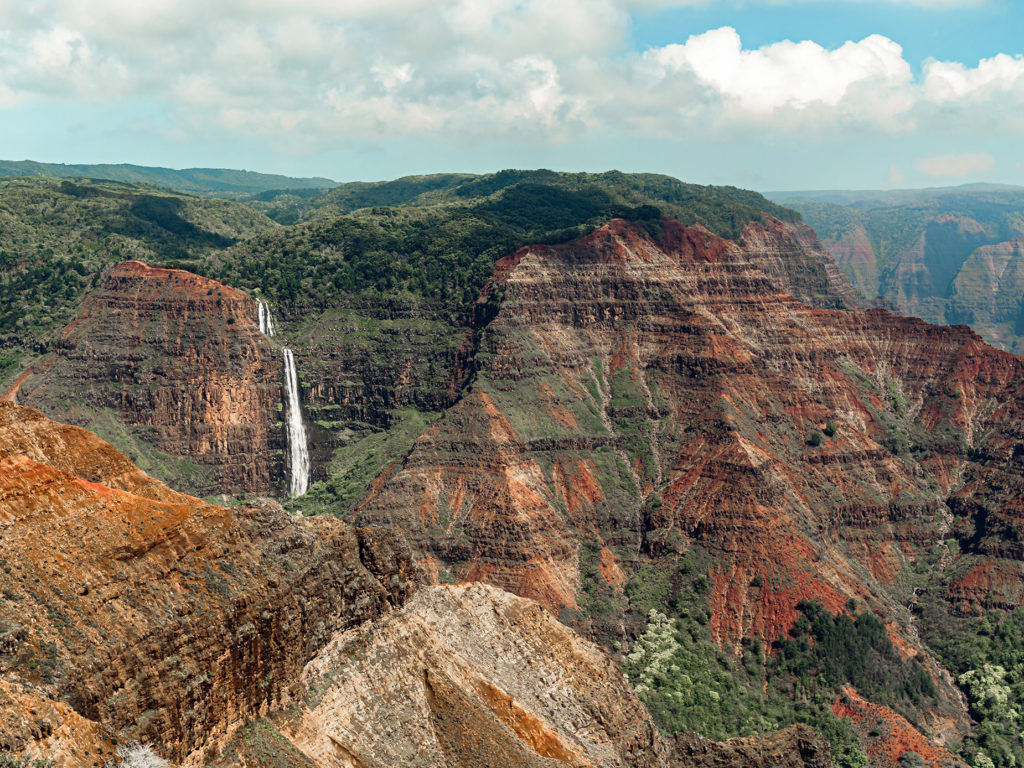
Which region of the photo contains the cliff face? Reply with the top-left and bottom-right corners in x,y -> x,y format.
212,582 -> 833,768
8,212 -> 853,508
12,261 -> 284,496
737,218 -> 860,310
283,582 -> 670,768
0,401 -> 419,766
0,402 -> 831,768
782,192 -> 1024,354
353,218 -> 1024,702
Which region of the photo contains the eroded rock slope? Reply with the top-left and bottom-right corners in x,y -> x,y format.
352,215 -> 1024,756
0,401 -> 419,766
0,402 -> 830,768
11,261 -> 284,496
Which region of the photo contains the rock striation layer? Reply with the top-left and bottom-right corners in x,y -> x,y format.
13,261 -> 284,496
0,402 -> 831,768
219,582 -> 833,768
353,216 -> 1024,748
0,401 -> 419,766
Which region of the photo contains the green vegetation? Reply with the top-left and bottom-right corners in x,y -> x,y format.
72,407 -> 209,490
254,169 -> 798,233
772,599 -> 937,719
621,554 -> 949,768
205,719 -> 314,768
190,170 -> 793,323
920,599 -> 1024,768
0,177 -> 276,347
0,755 -> 55,768
0,159 -> 336,198
287,408 -> 441,517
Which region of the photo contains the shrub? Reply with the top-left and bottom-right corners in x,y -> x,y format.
0,754 -> 56,768
105,744 -> 170,768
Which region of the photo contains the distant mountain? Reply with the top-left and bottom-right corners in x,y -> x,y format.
770,185 -> 1024,352
770,183 -> 1024,208
0,159 -> 337,198
249,168 -> 805,231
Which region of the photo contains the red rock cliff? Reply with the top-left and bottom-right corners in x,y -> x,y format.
0,401 -> 419,765
13,261 -> 283,496
353,217 -> 1024,664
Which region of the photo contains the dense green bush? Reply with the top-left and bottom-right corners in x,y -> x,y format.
197,171 -> 791,322
921,603 -> 1024,768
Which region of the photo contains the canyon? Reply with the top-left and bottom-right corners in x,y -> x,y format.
777,187 -> 1024,354
4,170 -> 1024,766
0,400 -> 831,768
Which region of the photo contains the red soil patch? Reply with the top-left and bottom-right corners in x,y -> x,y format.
833,687 -> 964,768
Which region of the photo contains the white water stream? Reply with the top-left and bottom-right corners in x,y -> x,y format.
255,298 -> 309,496
282,348 -> 311,496
257,299 -> 276,336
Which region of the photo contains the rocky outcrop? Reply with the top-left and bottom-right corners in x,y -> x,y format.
672,725 -> 832,768
0,402 -> 831,768
351,215 -> 1024,749
833,688 -> 966,768
0,401 -> 420,766
822,223 -> 879,300
283,582 -> 669,768
13,261 -> 284,496
737,218 -> 860,310
223,582 -> 833,768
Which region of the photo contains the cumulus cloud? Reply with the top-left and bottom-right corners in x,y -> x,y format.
916,152 -> 995,177
0,0 -> 1020,150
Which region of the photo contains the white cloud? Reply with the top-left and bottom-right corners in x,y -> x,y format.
0,0 -> 1019,152
644,28 -> 911,116
916,152 -> 995,177
924,53 -> 1024,101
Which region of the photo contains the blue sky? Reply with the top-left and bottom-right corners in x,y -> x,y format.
1,0 -> 1022,191
632,1 -> 1018,72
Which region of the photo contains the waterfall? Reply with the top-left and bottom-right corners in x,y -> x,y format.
282,348 -> 311,497
256,299 -> 276,337
254,297 -> 309,497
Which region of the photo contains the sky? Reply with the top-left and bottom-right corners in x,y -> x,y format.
1,0 -> 1022,191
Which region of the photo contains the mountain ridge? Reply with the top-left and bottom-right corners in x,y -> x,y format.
0,160 -> 337,198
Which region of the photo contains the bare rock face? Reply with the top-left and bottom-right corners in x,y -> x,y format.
672,724 -> 833,768
284,582 -> 667,768
352,216 -> 1024,754
0,402 -> 419,767
13,261 -> 283,496
239,582 -> 832,768
0,402 -> 831,768
833,688 -> 967,768
736,218 -> 860,311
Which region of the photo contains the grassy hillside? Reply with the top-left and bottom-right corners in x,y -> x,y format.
250,168 -> 799,233
0,177 -> 278,388
204,169 -> 798,316
0,160 -> 336,198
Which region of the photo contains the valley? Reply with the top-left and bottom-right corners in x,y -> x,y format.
3,169 -> 1024,767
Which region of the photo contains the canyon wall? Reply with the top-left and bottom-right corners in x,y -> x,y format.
351,216 -> 1024,751
0,401 -> 831,768
12,261 -> 284,496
